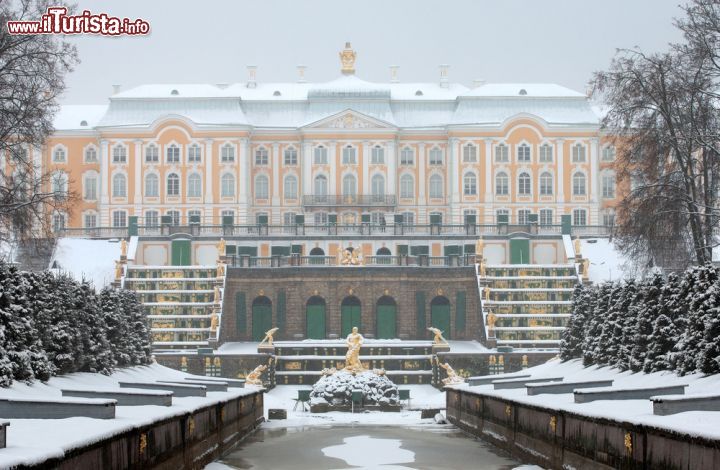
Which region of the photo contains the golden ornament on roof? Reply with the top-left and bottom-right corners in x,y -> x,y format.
339,42 -> 356,74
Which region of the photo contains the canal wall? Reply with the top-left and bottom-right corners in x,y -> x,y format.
446,388 -> 720,470
24,390 -> 264,470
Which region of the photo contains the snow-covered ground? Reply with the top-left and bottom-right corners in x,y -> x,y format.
580,238 -> 634,282
456,358 -> 720,441
49,237 -> 124,289
0,363 -> 255,468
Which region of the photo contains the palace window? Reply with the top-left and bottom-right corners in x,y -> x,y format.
342,145 -> 356,164
572,143 -> 586,162
284,147 -> 298,165
221,210 -> 235,225
112,210 -> 127,228
573,172 -> 586,196
255,175 -> 269,199
603,211 -> 616,227
371,145 -> 384,164
463,172 -> 477,195
222,143 -> 236,163
314,175 -> 328,196
145,210 -> 159,227
166,144 -> 180,164
400,147 -> 415,166
112,173 -> 126,197
539,144 -> 553,163
495,143 -> 509,162
314,145 -> 328,164
167,210 -> 180,226
284,175 -> 298,199
400,174 -> 414,199
371,174 -> 385,198
402,211 -> 415,225
83,173 -> 97,200
602,172 -> 616,198
314,212 -> 328,225
496,209 -> 509,223
518,209 -> 531,225
517,143 -> 531,163
145,144 -> 159,163
495,172 -> 509,195
429,147 -> 443,165
112,145 -> 127,164
51,171 -> 68,199
221,173 -> 235,197
51,212 -> 64,232
52,146 -> 66,163
429,174 -> 443,199
255,147 -> 269,166
188,144 -> 202,163
188,173 -> 202,198
463,143 -> 477,163
539,172 -> 553,196
518,172 -> 531,195
342,174 -> 357,196
188,210 -> 202,223
84,146 -> 98,163
283,212 -> 296,226
602,145 -> 616,162
144,173 -> 159,197
166,173 -> 180,196
573,209 -> 587,226
84,212 -> 97,228
540,209 -> 554,226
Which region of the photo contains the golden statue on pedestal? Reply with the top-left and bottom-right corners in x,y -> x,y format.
486,311 -> 497,338
210,311 -> 219,333
427,327 -> 447,345
114,260 -> 123,280
344,326 -> 365,372
217,238 -> 226,259
120,239 -> 128,257
259,327 -> 279,347
339,42 -> 356,75
340,249 -> 362,266
214,286 -> 221,303
245,364 -> 267,386
574,237 -> 581,257
440,362 -> 465,385
216,263 -> 225,278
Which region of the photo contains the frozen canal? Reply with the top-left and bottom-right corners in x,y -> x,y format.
212,424 -> 521,469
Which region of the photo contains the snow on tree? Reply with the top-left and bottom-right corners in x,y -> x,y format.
630,273 -> 663,372
561,284 -> 594,360
582,282 -> 613,366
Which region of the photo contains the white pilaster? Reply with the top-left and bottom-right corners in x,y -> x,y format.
590,137 -> 600,224
302,141 -> 312,197
133,140 -> 142,208
449,137 -> 460,223
271,143 -> 280,207
387,140 -> 397,195
99,139 -> 109,226
361,141 -> 370,195
417,143 -> 426,203
204,139 -> 214,205
484,139 -> 493,207
556,139 -> 565,219
239,138 -> 250,224
329,142 -> 337,195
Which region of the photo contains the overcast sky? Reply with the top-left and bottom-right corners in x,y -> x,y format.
61,0 -> 686,104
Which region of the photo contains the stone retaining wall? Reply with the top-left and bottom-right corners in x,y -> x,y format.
446,388 -> 720,470
23,390 -> 264,470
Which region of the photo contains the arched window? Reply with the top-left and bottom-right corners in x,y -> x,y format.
51,171 -> 68,197
540,172 -> 553,196
145,144 -> 158,163
188,173 -> 202,197
371,145 -> 384,164
602,145 -> 616,161
573,172 -> 586,196
284,175 -> 298,199
429,147 -> 443,165
221,173 -> 235,197
144,173 -> 158,197
517,143 -> 531,162
429,174 -> 443,199
400,174 -> 414,198
463,172 -> 477,195
602,172 -> 616,198
539,144 -> 553,162
400,147 -> 414,165
255,175 -> 269,199
112,173 -> 126,197
222,143 -> 235,162
314,175 -> 327,196
462,143 -> 477,163
84,146 -> 97,163
284,147 -> 297,165
255,146 -> 268,165
188,144 -> 202,163
371,174 -> 385,197
52,146 -> 66,163
166,173 -> 180,196
572,143 -> 586,162
314,145 -> 328,164
495,143 -> 509,162
518,172 -> 531,195
83,172 -> 97,200
495,172 -> 509,195
342,145 -> 356,164
166,144 -> 180,163
342,174 -> 357,197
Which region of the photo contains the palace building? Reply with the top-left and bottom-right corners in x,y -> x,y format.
37,44 -> 618,363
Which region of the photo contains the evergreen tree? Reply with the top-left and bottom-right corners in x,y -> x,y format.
560,284 -> 592,360
612,280 -> 639,370
582,282 -> 613,366
630,273 -> 663,372
644,272 -> 682,372
673,265 -> 716,374
118,290 -> 152,365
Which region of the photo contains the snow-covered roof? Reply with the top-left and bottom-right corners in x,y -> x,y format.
53,105 -> 108,131
60,75 -> 602,130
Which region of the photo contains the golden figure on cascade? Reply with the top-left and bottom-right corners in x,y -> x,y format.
245,364 -> 267,386
344,326 -> 365,372
427,326 -> 447,345
440,362 -> 465,385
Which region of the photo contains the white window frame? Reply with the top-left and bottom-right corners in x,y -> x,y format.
166,172 -> 180,197
188,143 -> 202,163
539,209 -> 554,226
429,147 -> 443,165
462,143 -> 477,163
112,210 -> 127,228
166,143 -> 181,164
220,173 -> 235,198
400,173 -> 414,199
518,172 -> 532,196
572,143 -> 587,163
52,145 -> 67,163
495,172 -> 509,196
539,172 -> 553,196
255,146 -> 269,165
144,173 -> 159,197
517,143 -> 531,163
112,172 -> 127,198
255,174 -> 269,199
495,143 -> 509,163
429,174 -> 443,199
572,171 -> 587,196
400,147 -> 415,166
84,145 -> 98,163
221,143 -> 236,163
463,171 -> 477,196
145,144 -> 159,163
284,147 -> 298,166
539,143 -> 553,163
371,145 -> 385,164
188,172 -> 202,198
602,145 -> 616,162
83,172 -> 98,201
284,174 -> 298,199
573,208 -> 587,226
602,172 -> 616,198
112,144 -> 127,164
342,145 -> 356,165
314,145 -> 328,164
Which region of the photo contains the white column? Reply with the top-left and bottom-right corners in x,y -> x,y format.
329,141 -> 337,195
556,139 -> 565,219
302,141 -> 312,197
271,143 -> 280,207
99,139 -> 110,226
361,141 -> 370,195
133,140 -> 142,208
484,139 -> 493,206
449,138 -> 460,223
590,137 -> 600,224
239,138 -> 250,224
387,140 -> 397,195
417,143 -> 426,203
204,139 -> 214,205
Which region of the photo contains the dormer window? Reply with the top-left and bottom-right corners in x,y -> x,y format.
519,89 -> 528,95
80,120 -> 88,127
415,90 -> 423,96
273,90 -> 281,96
170,89 -> 179,96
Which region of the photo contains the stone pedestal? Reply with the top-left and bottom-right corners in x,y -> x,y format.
257,345 -> 275,354
485,338 -> 498,348
432,343 -> 450,354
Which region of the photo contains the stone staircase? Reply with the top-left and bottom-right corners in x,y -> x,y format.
479,264 -> 580,350
272,340 -> 438,386
122,265 -> 225,351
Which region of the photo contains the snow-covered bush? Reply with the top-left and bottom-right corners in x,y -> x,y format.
0,261 -> 152,386
561,264 -> 720,375
310,370 -> 400,407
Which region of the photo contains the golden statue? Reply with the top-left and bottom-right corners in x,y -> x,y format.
440,362 -> 465,385
245,364 -> 267,386
180,356 -> 188,370
479,259 -> 486,277
210,311 -> 219,332
214,286 -> 221,303
217,238 -> 226,258
339,42 -> 356,74
484,287 -> 490,301
216,263 -> 225,278
522,354 -> 528,368
120,239 -> 128,257
475,238 -> 484,257
581,258 -> 590,280
486,311 -> 496,337
427,327 -> 447,345
574,237 -> 581,257
344,326 -> 365,372
114,260 -> 123,280
259,327 -> 279,347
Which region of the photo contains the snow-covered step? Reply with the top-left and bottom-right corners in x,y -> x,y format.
118,381 -> 207,397
484,300 -> 572,305
651,393 -> 720,416
493,376 -> 564,390
574,385 -> 688,403
493,326 -> 566,331
61,388 -> 173,406
0,396 -> 116,419
494,314 -> 571,318
526,379 -> 614,395
275,354 -> 432,361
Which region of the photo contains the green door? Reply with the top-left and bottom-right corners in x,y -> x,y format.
251,298 -> 273,341
510,239 -> 530,264
171,240 -> 191,265
306,301 -> 326,339
341,298 -> 361,337
430,298 -> 451,340
376,300 -> 397,339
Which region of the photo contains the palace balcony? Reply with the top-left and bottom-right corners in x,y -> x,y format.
302,194 -> 397,208
225,253 -> 481,268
